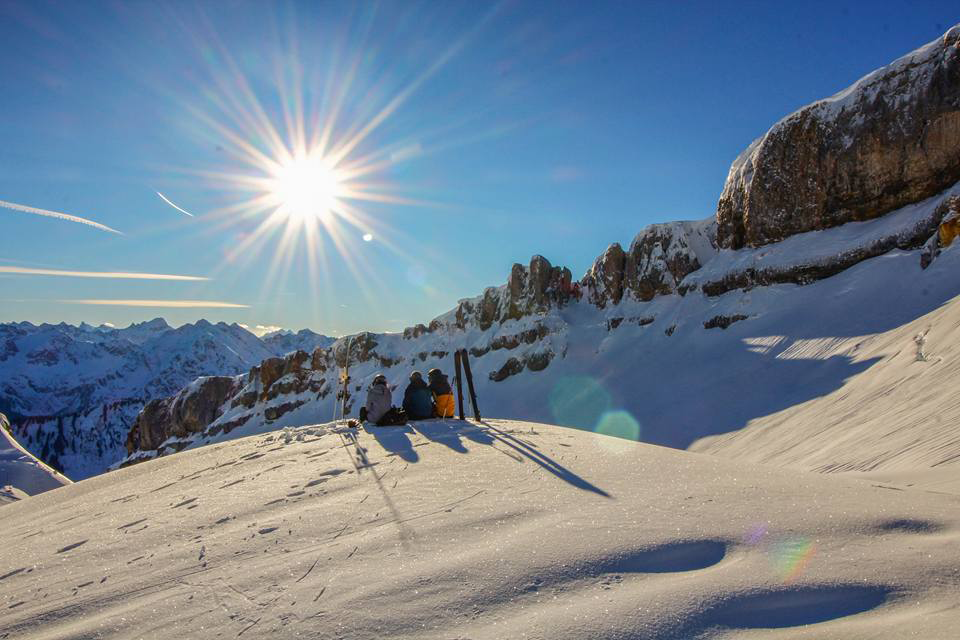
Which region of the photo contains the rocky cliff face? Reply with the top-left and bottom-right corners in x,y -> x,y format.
717,25 -> 960,249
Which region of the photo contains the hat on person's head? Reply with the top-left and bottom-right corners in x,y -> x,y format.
372,373 -> 387,385
427,368 -> 442,378
409,371 -> 423,381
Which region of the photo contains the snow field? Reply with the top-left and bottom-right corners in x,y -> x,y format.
2,419 -> 959,638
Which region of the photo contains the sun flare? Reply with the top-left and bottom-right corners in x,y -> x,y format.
268,154 -> 342,223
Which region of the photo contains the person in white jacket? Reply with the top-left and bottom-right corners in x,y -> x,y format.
364,374 -> 392,424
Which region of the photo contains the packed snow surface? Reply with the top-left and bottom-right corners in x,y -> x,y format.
2,419 -> 959,639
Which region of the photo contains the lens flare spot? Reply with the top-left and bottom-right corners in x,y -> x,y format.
362,233 -> 374,242
594,409 -> 641,452
549,376 -> 611,428
772,537 -> 817,583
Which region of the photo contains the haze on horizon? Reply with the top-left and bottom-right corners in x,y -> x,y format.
0,0 -> 954,335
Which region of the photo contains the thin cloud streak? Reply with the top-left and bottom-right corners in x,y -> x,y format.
0,267 -> 209,281
59,299 -> 249,308
0,199 -> 122,234
156,191 -> 196,217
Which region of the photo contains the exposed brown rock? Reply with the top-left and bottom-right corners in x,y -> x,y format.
259,357 -> 286,391
717,26 -> 960,249
403,324 -> 430,339
704,314 -> 748,330
624,224 -> 710,301
582,223 -> 714,307
264,400 -> 307,422
126,376 -> 239,453
232,391 -> 258,409
921,196 -> 960,268
582,243 -> 626,308
282,350 -> 309,375
489,357 -> 525,382
939,210 -> 960,248
469,346 -> 490,358
451,255 -> 574,330
525,351 -> 553,372
310,347 -> 328,372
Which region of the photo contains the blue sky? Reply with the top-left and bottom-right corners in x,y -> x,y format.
0,1 -> 955,336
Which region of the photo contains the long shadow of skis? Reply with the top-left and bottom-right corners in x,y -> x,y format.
478,421 -> 611,498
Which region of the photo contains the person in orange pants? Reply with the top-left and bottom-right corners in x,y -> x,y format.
428,368 -> 455,418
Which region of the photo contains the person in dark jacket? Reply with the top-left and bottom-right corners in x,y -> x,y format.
428,368 -> 455,418
402,371 -> 434,420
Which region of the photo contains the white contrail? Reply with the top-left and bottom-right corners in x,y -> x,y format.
156,191 -> 196,217
59,299 -> 249,308
0,266 -> 209,281
0,199 -> 122,234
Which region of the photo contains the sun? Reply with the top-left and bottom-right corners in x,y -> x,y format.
268,153 -> 343,223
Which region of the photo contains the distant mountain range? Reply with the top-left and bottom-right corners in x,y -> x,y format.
0,318 -> 333,479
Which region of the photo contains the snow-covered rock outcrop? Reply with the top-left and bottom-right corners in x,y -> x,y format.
0,319 -> 332,479
446,255 -> 576,331
717,25 -> 960,249
582,219 -> 717,307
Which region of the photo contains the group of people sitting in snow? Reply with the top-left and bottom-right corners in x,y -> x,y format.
361,368 -> 455,426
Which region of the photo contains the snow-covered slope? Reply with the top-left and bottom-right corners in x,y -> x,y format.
121,182 -> 960,479
0,412 -> 70,503
0,319 -> 333,480
691,265 -> 960,474
3,419 -> 960,638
